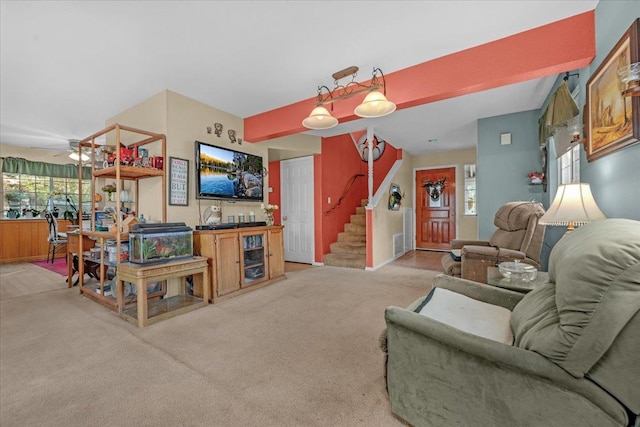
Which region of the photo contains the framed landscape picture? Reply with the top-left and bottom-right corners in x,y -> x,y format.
585,18 -> 639,162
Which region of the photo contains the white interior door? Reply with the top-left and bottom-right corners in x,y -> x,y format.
281,156 -> 314,264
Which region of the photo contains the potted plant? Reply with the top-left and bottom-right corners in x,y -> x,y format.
7,208 -> 20,219
4,192 -> 21,206
527,171 -> 545,184
63,210 -> 78,225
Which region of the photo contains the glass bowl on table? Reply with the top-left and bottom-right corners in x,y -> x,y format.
498,260 -> 538,281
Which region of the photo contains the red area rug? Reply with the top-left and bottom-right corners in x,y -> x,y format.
31,258 -> 68,276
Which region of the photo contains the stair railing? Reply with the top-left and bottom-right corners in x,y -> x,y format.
323,173 -> 365,216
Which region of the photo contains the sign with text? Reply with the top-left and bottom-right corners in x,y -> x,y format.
169,157 -> 189,206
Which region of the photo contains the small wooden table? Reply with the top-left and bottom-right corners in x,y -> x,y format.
487,266 -> 549,294
66,232 -> 96,287
116,256 -> 209,328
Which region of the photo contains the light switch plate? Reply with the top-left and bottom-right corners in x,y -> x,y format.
500,132 -> 512,145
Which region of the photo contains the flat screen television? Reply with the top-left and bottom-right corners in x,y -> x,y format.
195,141 -> 264,201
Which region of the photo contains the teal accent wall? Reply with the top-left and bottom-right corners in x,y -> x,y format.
477,109 -> 544,239
580,1 -> 640,220
477,1 -> 640,271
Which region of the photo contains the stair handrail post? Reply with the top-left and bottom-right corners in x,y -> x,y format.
366,125 -> 374,209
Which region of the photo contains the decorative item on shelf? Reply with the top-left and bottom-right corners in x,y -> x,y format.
527,171 -> 545,185
121,190 -> 129,203
150,156 -> 164,170
204,206 -> 222,225
302,66 -> 396,130
94,193 -> 103,203
102,182 -> 117,201
261,203 -> 278,226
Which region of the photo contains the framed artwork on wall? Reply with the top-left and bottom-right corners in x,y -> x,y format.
169,157 -> 189,206
585,18 -> 639,162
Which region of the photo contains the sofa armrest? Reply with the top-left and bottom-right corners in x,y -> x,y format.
450,239 -> 490,249
384,307 -> 628,427
460,246 -> 526,283
431,273 -> 524,310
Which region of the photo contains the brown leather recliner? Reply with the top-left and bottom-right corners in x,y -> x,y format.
441,201 -> 546,283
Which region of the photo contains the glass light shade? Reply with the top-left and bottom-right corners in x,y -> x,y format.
618,62 -> 640,97
539,183 -> 606,229
354,91 -> 396,118
617,62 -> 640,84
302,106 -> 338,130
69,151 -> 89,162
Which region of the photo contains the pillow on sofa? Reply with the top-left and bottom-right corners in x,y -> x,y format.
511,219 -> 640,377
416,287 -> 513,344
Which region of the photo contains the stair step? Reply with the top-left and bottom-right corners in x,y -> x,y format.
337,232 -> 366,243
350,214 -> 366,225
330,241 -> 366,255
345,223 -> 366,234
355,206 -> 365,215
323,253 -> 365,269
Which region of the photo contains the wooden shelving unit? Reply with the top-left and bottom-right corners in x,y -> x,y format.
194,226 -> 285,303
76,124 -> 167,311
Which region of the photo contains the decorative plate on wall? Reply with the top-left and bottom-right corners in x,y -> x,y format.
357,133 -> 386,162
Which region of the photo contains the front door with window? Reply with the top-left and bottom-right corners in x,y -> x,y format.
416,167 -> 456,250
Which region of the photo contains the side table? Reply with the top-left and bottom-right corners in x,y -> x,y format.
117,256 -> 209,327
486,266 -> 549,294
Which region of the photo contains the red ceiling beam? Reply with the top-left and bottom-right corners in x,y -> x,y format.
244,10 -> 595,143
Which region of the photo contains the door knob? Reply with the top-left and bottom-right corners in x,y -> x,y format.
283,216 -> 288,221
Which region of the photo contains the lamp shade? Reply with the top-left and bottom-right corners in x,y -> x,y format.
354,91 -> 396,118
539,183 -> 605,230
302,106 -> 338,130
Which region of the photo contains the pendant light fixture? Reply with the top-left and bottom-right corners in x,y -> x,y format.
302,66 -> 396,130
302,106 -> 339,130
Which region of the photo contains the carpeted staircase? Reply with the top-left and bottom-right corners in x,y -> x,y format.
323,200 -> 367,269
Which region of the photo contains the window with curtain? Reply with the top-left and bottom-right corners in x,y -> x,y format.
558,144 -> 580,185
2,157 -> 91,218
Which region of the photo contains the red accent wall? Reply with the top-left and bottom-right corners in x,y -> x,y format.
319,135 -> 367,258
316,134 -> 399,260
268,160 -> 281,224
244,11 -> 595,142
275,136 -> 400,263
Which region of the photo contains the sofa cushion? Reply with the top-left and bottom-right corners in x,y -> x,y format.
511,219 -> 640,379
416,287 -> 513,344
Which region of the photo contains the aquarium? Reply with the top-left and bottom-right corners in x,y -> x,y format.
129,223 -> 193,264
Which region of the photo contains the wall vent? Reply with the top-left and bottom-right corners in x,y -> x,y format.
403,207 -> 413,252
393,233 -> 404,258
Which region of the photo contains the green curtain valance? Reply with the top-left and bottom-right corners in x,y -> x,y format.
1,157 -> 91,179
539,80 -> 580,146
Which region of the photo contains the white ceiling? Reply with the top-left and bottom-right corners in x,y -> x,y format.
0,1 -> 598,156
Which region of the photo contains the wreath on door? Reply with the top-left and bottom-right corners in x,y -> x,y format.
423,177 -> 446,201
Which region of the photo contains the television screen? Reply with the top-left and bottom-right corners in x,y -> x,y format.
195,141 -> 264,201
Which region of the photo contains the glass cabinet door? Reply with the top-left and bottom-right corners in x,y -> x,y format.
241,231 -> 267,286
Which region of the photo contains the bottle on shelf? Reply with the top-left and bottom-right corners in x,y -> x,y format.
139,214 -> 146,224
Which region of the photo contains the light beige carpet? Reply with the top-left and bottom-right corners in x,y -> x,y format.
0,264 -> 436,426
0,262 -> 68,300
